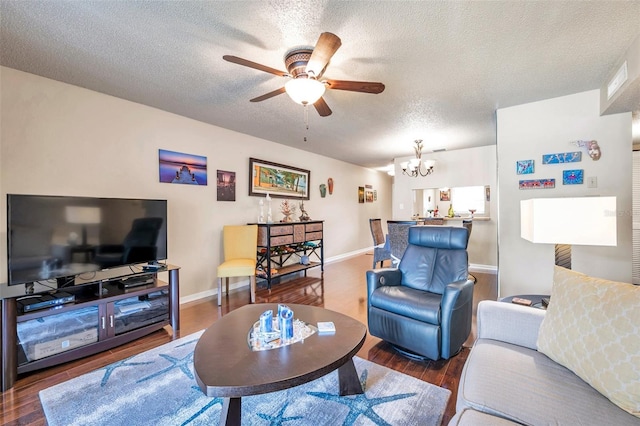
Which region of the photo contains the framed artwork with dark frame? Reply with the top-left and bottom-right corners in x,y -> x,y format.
249,158 -> 310,200
217,170 -> 236,201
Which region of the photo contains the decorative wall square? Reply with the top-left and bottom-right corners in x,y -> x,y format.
562,169 -> 584,185
519,179 -> 556,189
516,159 -> 534,175
542,152 -> 582,164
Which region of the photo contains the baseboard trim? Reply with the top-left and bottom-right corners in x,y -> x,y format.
180,288 -> 218,305
469,264 -> 497,274
326,247 -> 371,264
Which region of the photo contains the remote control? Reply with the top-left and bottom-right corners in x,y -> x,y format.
511,297 -> 532,306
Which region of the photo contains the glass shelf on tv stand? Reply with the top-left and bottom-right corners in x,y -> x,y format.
71,263 -> 176,287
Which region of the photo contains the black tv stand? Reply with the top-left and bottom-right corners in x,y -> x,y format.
1,265 -> 180,391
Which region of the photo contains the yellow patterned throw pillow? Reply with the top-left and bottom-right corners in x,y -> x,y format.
537,266 -> 640,418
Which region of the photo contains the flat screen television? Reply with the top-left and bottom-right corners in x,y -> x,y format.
7,194 -> 168,286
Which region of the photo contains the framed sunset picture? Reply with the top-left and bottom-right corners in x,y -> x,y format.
159,149 -> 207,185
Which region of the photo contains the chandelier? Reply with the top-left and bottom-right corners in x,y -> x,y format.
401,139 -> 435,177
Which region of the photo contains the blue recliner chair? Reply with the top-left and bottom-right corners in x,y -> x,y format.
366,226 -> 474,360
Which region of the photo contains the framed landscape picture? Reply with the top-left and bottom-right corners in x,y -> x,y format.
158,149 -> 207,185
249,158 -> 310,200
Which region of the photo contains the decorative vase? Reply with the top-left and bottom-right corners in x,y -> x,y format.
319,184 -> 327,198
266,194 -> 273,223
258,199 -> 265,223
327,178 -> 334,195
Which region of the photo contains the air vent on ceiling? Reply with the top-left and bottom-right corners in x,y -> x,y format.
432,148 -> 447,152
607,61 -> 628,100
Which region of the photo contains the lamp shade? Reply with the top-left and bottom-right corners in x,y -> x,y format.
520,196 -> 617,246
65,206 -> 102,224
423,159 -> 436,168
284,78 -> 326,105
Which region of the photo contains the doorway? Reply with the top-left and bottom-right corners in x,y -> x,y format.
633,150 -> 639,284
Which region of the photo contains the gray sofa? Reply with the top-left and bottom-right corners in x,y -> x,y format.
450,300 -> 640,425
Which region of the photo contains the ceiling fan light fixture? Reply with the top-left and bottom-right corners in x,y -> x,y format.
285,78 -> 326,105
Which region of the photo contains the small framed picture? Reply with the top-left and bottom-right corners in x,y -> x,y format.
159,149 -> 207,185
562,169 -> 584,185
365,190 -> 374,203
440,189 -> 451,201
516,160 -> 534,175
542,152 -> 582,164
519,179 -> 556,189
217,170 -> 236,201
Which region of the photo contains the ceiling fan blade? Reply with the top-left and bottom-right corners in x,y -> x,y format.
223,55 -> 289,77
325,79 -> 385,94
306,32 -> 342,78
313,97 -> 332,117
250,87 -> 286,102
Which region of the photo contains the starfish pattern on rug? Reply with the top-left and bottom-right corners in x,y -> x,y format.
179,385 -> 224,426
256,401 -> 304,425
176,337 -> 200,349
307,369 -> 417,426
99,359 -> 155,387
137,351 -> 195,383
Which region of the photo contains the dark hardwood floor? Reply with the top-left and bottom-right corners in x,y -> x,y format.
0,254 -> 497,426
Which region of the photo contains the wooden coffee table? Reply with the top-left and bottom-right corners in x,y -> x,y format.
193,303 -> 367,425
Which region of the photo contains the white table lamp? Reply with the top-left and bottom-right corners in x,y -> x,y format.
520,196 -> 617,269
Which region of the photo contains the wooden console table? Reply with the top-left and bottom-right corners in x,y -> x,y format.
0,265 -> 180,391
250,221 -> 324,288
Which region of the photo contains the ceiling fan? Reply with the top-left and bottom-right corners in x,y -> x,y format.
223,32 -> 385,117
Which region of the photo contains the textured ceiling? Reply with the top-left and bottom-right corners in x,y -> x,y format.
1,1 -> 639,169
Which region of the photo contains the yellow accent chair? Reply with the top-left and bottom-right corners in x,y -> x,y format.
217,225 -> 258,306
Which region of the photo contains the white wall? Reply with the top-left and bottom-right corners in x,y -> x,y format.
497,90 -> 633,297
392,145 -> 498,269
0,67 -> 392,300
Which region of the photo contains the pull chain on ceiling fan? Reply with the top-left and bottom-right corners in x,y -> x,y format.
223,32 -> 385,118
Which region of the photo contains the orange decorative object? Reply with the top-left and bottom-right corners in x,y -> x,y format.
328,178 -> 334,195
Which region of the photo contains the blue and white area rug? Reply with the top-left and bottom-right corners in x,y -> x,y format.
40,330 -> 450,425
